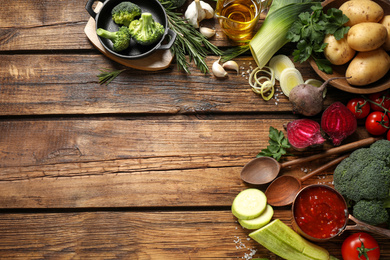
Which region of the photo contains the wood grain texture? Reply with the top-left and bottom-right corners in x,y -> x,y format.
0,117 -> 370,208
0,54 -> 353,116
1,210 -> 389,260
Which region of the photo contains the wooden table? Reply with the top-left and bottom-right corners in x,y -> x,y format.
1,1 -> 389,259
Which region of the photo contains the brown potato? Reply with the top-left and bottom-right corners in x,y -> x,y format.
346,48 -> 390,86
381,15 -> 390,51
324,34 -> 356,65
347,22 -> 388,51
339,0 -> 384,26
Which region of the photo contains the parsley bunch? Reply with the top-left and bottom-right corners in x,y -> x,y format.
257,126 -> 291,161
286,3 -> 350,74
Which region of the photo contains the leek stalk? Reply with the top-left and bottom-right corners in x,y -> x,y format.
249,0 -> 319,69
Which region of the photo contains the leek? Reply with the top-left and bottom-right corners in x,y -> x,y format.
249,0 -> 319,69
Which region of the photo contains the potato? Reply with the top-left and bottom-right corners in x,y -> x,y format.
381,15 -> 390,51
347,22 -> 388,51
339,0 -> 384,26
324,34 -> 356,65
346,48 -> 390,86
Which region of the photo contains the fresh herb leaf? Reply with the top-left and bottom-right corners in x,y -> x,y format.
257,126 -> 291,161
161,1 -> 222,73
97,68 -> 126,85
286,3 -> 350,74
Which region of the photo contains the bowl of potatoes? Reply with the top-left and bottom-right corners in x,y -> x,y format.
309,0 -> 390,94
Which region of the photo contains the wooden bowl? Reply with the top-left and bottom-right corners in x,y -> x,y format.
309,0 -> 390,94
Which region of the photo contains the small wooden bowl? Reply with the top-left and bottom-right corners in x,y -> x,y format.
309,0 -> 390,94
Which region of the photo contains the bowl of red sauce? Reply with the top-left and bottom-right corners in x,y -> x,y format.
292,184 -> 349,242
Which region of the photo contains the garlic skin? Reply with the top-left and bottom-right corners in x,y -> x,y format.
200,1 -> 214,19
222,61 -> 239,75
212,59 -> 228,78
200,27 -> 216,38
185,0 -> 215,28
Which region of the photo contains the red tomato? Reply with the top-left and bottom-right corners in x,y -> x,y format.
369,91 -> 390,111
387,130 -> 390,141
365,112 -> 389,135
347,98 -> 370,119
342,232 -> 380,260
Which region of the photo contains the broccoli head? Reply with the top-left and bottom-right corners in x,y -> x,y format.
96,26 -> 131,52
129,12 -> 165,46
112,2 -> 142,27
333,139 -> 390,226
353,199 -> 389,225
334,148 -> 390,201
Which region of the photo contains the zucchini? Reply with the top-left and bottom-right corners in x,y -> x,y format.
249,219 -> 330,260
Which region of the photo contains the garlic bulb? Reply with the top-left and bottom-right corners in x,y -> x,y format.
200,27 -> 216,38
212,59 -> 228,78
185,0 -> 215,28
222,61 -> 239,75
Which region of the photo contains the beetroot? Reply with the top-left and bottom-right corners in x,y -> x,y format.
321,102 -> 357,146
286,119 -> 326,151
289,77 -> 348,116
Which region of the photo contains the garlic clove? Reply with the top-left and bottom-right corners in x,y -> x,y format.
212,59 -> 228,78
222,60 -> 239,75
200,1 -> 214,19
200,27 -> 216,38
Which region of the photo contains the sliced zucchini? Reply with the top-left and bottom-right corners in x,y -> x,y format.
231,188 -> 267,220
238,204 -> 274,229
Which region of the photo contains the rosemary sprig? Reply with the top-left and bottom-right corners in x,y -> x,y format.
162,2 -> 222,73
97,68 -> 126,85
221,44 -> 250,63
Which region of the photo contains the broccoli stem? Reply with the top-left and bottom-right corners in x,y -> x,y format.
96,28 -> 117,41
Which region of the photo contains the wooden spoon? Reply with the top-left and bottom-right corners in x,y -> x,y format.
265,154 -> 350,207
240,137 -> 378,185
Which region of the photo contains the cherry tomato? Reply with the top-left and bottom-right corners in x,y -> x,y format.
368,91 -> 390,111
347,98 -> 370,119
365,112 -> 389,135
387,130 -> 390,141
342,232 -> 380,260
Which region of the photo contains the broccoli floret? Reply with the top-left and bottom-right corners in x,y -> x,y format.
96,26 -> 131,52
112,2 -> 142,27
353,199 -> 389,225
334,148 -> 390,201
128,13 -> 165,46
370,139 -> 390,165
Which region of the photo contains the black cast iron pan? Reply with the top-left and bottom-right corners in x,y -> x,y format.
86,0 -> 176,59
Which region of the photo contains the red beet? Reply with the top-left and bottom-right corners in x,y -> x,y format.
286,119 -> 326,151
321,102 -> 357,146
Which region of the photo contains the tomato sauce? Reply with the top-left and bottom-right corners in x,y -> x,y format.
294,185 -> 348,239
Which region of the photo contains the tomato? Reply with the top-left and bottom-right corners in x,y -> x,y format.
342,232 -> 380,260
368,91 -> 390,112
347,98 -> 371,119
365,111 -> 389,136
387,130 -> 390,141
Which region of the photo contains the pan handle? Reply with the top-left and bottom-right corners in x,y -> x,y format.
85,0 -> 105,19
344,214 -> 390,238
157,29 -> 177,50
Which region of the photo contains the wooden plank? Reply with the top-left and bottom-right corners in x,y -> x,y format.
0,210 -> 389,259
0,54 -> 353,116
0,118 -> 371,208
